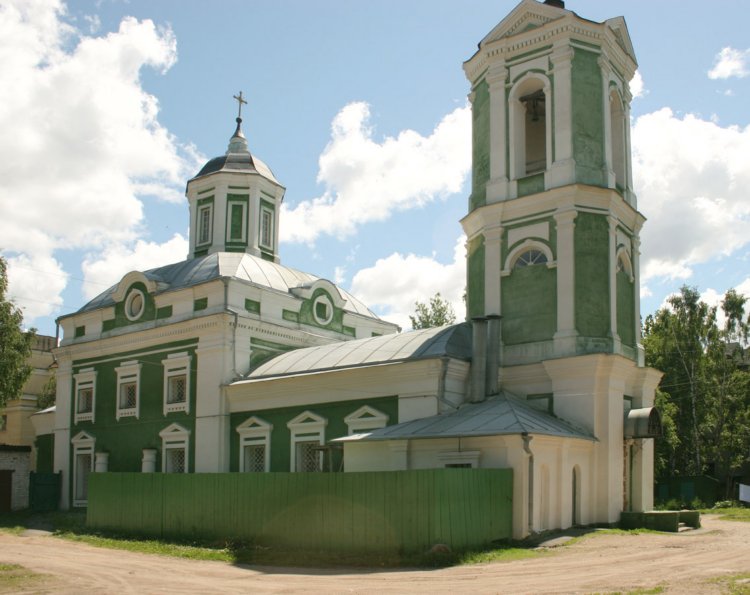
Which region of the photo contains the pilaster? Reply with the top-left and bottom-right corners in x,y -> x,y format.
486,64 -> 509,203
599,56 -> 616,188
483,224 -> 504,316
548,44 -> 575,187
553,209 -> 577,355
53,358 -> 72,509
632,235 -> 644,366
608,215 -> 621,352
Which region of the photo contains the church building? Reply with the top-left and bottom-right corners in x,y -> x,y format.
49,0 -> 661,539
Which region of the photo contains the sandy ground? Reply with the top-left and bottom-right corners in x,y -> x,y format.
1,515 -> 749,594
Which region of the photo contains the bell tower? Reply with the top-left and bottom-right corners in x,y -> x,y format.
462,0 -> 663,524
462,0 -> 643,367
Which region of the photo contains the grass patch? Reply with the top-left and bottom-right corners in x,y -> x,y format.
709,572 -> 750,595
0,562 -> 46,591
702,507 -> 750,522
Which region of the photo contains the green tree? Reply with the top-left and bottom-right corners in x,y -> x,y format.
409,293 -> 456,329
37,375 -> 56,410
644,285 -> 750,496
0,257 -> 35,408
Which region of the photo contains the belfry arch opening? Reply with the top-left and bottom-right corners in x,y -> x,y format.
510,75 -> 550,179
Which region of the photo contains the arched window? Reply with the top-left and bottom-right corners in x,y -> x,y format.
514,249 -> 548,269
610,89 -> 627,191
510,74 -> 551,179
616,246 -> 633,280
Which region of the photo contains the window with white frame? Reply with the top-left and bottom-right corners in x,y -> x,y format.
73,368 -> 97,424
438,450 -> 481,469
160,423 -> 189,473
71,431 -> 95,506
197,203 -> 213,245
236,416 -> 273,472
115,360 -> 141,420
344,405 -> 389,435
259,206 -> 274,250
161,352 -> 191,415
287,411 -> 326,472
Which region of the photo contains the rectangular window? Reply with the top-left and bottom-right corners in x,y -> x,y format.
73,368 -> 97,424
115,361 -> 141,420
165,447 -> 186,473
198,205 -> 212,245
243,444 -> 266,472
162,352 -> 191,415
260,207 -> 273,249
75,453 -> 92,501
295,441 -> 321,472
77,387 -> 93,414
167,375 -> 186,404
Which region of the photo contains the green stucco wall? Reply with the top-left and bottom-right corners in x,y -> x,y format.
616,269 -> 636,348
466,235 -> 485,318
469,79 -> 490,212
229,396 -> 398,472
571,48 -> 605,187
574,212 -> 609,341
502,265 -> 557,345
71,339 -> 199,479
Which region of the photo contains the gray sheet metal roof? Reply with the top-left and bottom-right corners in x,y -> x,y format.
335,393 -> 595,442
75,252 -> 378,318
191,152 -> 280,186
243,323 -> 472,381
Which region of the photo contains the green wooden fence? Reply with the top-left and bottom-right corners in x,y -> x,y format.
87,469 -> 513,553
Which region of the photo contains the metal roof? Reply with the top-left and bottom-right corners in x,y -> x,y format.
334,393 -> 595,442
242,323 -> 472,381
191,152 -> 280,186
75,252 -> 379,318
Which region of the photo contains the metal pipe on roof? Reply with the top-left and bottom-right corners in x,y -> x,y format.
486,314 -> 501,396
470,317 -> 487,403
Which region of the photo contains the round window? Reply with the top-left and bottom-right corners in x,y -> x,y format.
124,289 -> 146,321
313,295 -> 334,326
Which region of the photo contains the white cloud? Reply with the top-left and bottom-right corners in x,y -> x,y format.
632,108 -> 750,283
81,233 -> 188,300
630,70 -> 645,99
0,0 -> 199,326
708,47 -> 750,79
5,254 -> 67,322
350,235 -> 466,330
281,101 -> 471,244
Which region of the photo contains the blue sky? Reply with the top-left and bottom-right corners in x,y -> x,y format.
2,0 -> 750,337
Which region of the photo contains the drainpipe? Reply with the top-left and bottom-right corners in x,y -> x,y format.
222,278 -> 239,380
485,314 -> 501,396
522,433 -> 534,535
470,317 -> 487,403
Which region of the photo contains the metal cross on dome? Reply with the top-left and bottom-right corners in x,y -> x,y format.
233,91 -> 247,119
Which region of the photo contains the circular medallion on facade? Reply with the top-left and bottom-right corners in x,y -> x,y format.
313,294 -> 334,326
124,289 -> 146,321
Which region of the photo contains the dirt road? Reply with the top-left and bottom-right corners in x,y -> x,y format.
1,515 -> 749,594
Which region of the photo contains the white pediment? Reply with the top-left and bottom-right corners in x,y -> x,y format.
605,17 -> 637,65
480,0 -> 568,47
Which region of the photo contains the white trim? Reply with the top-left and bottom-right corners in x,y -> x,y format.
124,288 -> 146,322
115,361 -> 141,420
71,431 -> 95,507
237,416 -> 273,472
159,423 -> 190,473
259,205 -> 274,250
344,405 -> 389,435
502,239 -> 555,275
197,203 -> 213,246
161,352 -> 191,415
616,245 -> 634,282
312,294 -> 334,326
287,411 -> 327,472
73,368 -> 97,424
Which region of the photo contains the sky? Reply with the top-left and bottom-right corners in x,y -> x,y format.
2,0 -> 750,338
